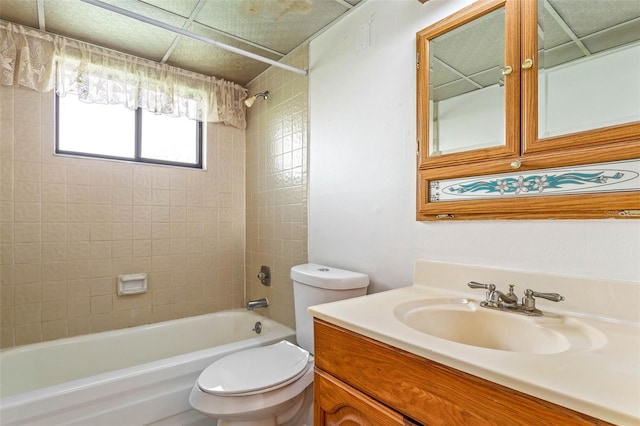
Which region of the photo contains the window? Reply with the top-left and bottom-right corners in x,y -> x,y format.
55,95 -> 203,169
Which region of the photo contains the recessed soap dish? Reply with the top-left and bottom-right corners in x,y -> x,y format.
117,273 -> 148,296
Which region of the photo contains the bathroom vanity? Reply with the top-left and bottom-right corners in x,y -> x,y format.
313,320 -> 608,425
309,261 -> 640,425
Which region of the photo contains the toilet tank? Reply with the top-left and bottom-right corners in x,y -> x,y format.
291,263 -> 369,354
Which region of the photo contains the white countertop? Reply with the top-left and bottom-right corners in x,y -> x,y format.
308,261 -> 640,425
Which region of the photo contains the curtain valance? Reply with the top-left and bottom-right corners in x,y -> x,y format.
0,22 -> 247,129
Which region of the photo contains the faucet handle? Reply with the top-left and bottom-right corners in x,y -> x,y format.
522,289 -> 564,313
525,289 -> 564,302
467,281 -> 496,291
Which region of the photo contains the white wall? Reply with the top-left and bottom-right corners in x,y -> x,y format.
308,0 -> 640,293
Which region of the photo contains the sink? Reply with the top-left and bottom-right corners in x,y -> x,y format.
393,298 -> 605,354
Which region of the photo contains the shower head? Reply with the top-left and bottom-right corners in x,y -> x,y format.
244,91 -> 269,107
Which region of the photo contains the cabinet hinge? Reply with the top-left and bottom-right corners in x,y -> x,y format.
619,210 -> 640,217
416,52 -> 420,69
416,140 -> 420,157
436,214 -> 455,220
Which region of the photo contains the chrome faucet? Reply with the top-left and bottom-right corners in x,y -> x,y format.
246,297 -> 269,311
467,281 -> 563,316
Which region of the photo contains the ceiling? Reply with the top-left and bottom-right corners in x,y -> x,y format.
430,0 -> 640,102
0,0 -> 362,86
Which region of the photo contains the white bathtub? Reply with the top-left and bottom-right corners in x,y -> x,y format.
0,310 -> 295,426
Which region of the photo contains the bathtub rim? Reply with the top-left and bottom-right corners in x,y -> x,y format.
0,309 -> 295,406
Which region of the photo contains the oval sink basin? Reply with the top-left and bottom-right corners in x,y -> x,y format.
393,299 -> 605,354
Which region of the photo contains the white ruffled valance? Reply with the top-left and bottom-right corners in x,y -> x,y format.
0,22 -> 248,129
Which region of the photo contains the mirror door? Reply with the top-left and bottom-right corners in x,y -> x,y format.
522,0 -> 640,153
417,0 -> 520,168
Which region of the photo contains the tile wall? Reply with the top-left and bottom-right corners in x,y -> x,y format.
0,86 -> 246,348
245,44 -> 309,329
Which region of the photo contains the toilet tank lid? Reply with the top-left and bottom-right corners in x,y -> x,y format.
290,263 -> 369,290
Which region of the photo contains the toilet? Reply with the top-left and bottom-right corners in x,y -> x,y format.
189,263 -> 369,426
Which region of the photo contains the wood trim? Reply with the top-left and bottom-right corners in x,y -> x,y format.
416,0 -> 520,169
314,319 -> 613,426
520,0 -> 640,154
416,143 -> 640,220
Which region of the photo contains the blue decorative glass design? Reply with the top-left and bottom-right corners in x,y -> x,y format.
446,171 -> 626,196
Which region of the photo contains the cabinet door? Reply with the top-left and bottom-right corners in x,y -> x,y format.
521,0 -> 640,154
314,369 -> 410,426
416,0 -> 521,168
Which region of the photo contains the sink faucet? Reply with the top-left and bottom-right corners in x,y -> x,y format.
246,297 -> 269,311
467,281 -> 563,316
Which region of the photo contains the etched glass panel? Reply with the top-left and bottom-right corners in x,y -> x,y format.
429,159 -> 640,202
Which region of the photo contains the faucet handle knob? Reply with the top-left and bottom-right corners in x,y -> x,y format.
467,281 -> 496,291
525,289 -> 565,302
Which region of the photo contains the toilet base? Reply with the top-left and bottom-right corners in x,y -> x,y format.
216,385 -> 313,426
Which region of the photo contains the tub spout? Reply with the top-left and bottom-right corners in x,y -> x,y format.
247,298 -> 269,311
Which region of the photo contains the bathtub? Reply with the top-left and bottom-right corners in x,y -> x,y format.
0,310 -> 295,426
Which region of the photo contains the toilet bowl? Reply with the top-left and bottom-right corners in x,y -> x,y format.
189,263 -> 369,426
189,341 -> 314,426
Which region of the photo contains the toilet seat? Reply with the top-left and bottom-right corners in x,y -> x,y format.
197,341 -> 310,396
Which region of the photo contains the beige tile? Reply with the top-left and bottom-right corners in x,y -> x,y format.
112,187 -> 132,205
14,242 -> 41,264
42,319 -> 67,341
112,223 -> 133,240
67,316 -> 90,337
90,204 -> 112,223
112,240 -> 132,258
42,262 -> 67,282
133,206 -> 152,222
133,188 -> 152,206
91,312 -> 113,332
90,223 -> 112,240
42,183 -> 66,203
91,295 -> 112,314
133,223 -> 151,239
14,283 -> 41,304
67,185 -> 90,204
42,281 -> 67,301
14,263 -> 41,284
66,223 -> 90,241
14,223 -> 39,243
66,166 -> 90,185
67,204 -> 91,223
42,242 -> 66,262
90,277 -> 112,296
15,302 -> 42,325
14,202 -> 40,223
14,161 -> 41,182
90,241 -> 112,259
42,203 -> 67,223
42,164 -> 66,183
68,297 -> 90,318
15,323 -> 42,345
90,186 -> 112,205
42,300 -> 67,321
132,240 -> 151,257
90,259 -> 112,278
152,206 -> 170,223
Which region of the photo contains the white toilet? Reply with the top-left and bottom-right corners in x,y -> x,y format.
189,263 -> 369,426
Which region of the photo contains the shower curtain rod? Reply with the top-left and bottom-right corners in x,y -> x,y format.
80,0 -> 308,77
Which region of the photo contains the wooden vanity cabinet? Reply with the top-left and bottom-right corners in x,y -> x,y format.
313,319 -> 612,426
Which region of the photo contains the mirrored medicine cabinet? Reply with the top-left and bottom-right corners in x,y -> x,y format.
416,0 -> 640,220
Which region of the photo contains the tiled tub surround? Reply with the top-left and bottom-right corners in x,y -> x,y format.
309,261 -> 640,425
245,44 -> 309,329
0,86 -> 246,348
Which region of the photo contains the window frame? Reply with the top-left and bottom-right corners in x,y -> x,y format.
55,94 -> 204,169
